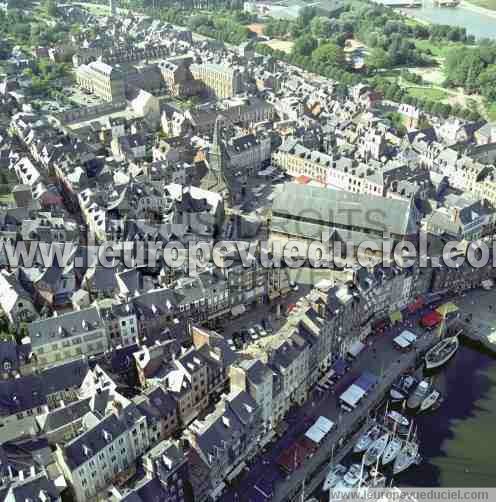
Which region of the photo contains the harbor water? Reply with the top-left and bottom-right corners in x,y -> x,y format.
399,0 -> 496,39
398,344 -> 496,487
313,344 -> 496,499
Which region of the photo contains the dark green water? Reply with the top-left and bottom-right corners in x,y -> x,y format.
314,344 -> 496,500
398,345 -> 496,487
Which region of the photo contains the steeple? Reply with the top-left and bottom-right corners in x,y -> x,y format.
210,115 -> 226,175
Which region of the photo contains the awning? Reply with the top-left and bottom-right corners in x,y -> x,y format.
436,302 -> 458,317
296,175 -> 311,184
304,416 -> 335,444
389,310 -> 403,324
393,334 -> 411,349
231,304 -> 246,317
372,318 -> 387,330
421,310 -> 443,328
339,384 -> 365,408
277,443 -> 307,473
400,330 -> 417,343
347,340 -> 366,358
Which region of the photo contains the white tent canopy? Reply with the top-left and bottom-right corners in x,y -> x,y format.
339,384 -> 366,409
393,334 -> 411,349
400,330 -> 417,343
304,416 -> 335,444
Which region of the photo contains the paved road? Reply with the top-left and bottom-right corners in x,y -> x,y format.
220,303 -> 444,502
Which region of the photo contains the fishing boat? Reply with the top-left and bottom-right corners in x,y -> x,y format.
354,424 -> 381,453
363,433 -> 389,466
425,335 -> 459,370
387,410 -> 409,428
391,374 -> 417,400
382,436 -> 402,465
420,389 -> 441,412
407,380 -> 430,410
323,464 -> 347,491
393,440 -> 419,474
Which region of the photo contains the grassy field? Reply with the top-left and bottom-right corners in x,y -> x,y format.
464,0 -> 496,9
414,39 -> 465,58
262,39 -> 294,54
406,86 -> 450,101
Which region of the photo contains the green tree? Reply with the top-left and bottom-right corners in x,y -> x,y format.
293,35 -> 317,57
366,48 -> 392,72
310,16 -> 333,39
42,0 -> 58,17
312,42 -> 344,66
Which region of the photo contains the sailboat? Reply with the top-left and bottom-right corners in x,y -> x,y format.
420,389 -> 441,412
393,424 -> 419,475
382,433 -> 402,465
323,464 -> 347,491
387,410 -> 409,428
343,463 -> 369,487
354,424 -> 381,453
393,440 -> 419,474
363,433 -> 389,466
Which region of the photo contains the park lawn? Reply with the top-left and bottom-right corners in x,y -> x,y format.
414,39 -> 465,58
464,0 -> 496,9
262,39 -> 294,54
406,86 -> 450,101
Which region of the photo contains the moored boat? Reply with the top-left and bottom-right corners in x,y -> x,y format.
363,433 -> 389,466
425,335 -> 459,370
354,424 -> 381,453
420,389 -> 441,412
343,463 -> 368,487
323,464 -> 347,491
387,410 -> 409,428
407,380 -> 430,410
393,440 -> 419,474
382,436 -> 402,465
390,388 -> 406,402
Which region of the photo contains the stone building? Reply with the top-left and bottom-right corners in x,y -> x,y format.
75,61 -> 126,102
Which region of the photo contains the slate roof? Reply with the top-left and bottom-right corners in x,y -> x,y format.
0,375 -> 46,416
37,398 -> 92,433
271,183 -> 418,242
28,307 -> 103,348
63,413 -> 128,469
